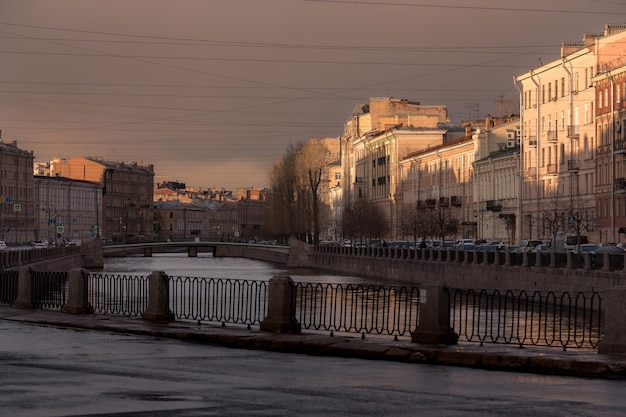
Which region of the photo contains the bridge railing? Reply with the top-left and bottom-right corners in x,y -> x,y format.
1,268 -> 611,351
293,282 -> 420,339
313,245 -> 626,272
449,288 -> 603,350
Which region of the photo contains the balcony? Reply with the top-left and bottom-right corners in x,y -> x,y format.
527,167 -> 537,178
616,177 -> 626,193
567,159 -> 579,172
416,200 -> 426,209
547,130 -> 558,142
439,197 -> 449,207
614,139 -> 626,154
426,199 -> 436,208
567,125 -> 580,138
450,195 -> 462,207
486,200 -> 503,212
528,136 -> 537,147
547,163 -> 558,175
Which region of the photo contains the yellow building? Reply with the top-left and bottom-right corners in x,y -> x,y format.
341,97 -> 452,240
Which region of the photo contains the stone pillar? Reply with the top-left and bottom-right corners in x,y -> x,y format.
411,282 -> 458,344
260,275 -> 301,334
141,271 -> 174,321
188,246 -> 198,257
62,268 -> 92,314
14,266 -> 33,309
566,251 -> 574,269
583,253 -> 592,271
602,252 -> 611,272
599,286 -> 626,354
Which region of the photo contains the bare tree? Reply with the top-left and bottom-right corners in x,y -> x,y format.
341,198 -> 388,244
401,203 -> 432,246
430,203 -> 458,243
296,140 -> 334,243
567,197 -> 596,253
266,139 -> 335,244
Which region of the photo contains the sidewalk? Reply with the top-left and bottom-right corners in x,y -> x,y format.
2,305 -> 626,380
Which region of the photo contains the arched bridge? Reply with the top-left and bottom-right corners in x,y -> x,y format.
102,241 -> 291,265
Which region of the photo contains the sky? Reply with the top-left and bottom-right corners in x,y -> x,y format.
2,0 -> 626,190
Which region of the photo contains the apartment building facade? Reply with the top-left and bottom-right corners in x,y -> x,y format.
34,175 -> 103,243
51,157 -> 154,242
0,140 -> 35,244
592,24 -> 626,243
341,97 -> 452,240
515,31 -> 599,242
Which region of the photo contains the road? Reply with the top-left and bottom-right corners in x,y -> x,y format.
1,320 -> 625,417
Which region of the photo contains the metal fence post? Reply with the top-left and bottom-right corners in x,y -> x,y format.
14,266 -> 33,309
260,275 -> 301,334
62,268 -> 92,314
598,286 -> 626,354
411,282 -> 458,344
141,271 -> 174,321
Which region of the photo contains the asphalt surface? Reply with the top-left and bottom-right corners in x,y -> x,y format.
2,306 -> 626,380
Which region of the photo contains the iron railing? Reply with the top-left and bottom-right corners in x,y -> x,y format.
88,273 -> 149,316
169,276 -> 268,326
31,271 -> 68,310
449,289 -> 603,350
0,269 -> 18,306
292,282 -> 420,339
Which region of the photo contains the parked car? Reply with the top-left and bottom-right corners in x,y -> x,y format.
571,244 -> 602,255
0,241 -> 6,251
32,241 -> 47,249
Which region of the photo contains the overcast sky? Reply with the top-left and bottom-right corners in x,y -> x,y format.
1,0 -> 626,190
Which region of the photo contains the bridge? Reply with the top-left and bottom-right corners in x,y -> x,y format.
102,240 -> 290,264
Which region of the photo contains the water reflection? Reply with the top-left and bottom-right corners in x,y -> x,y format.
103,253 -> 390,285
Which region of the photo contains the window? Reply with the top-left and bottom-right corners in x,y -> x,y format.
561,77 -> 565,97
335,172 -> 341,180
599,91 -> 603,109
554,80 -> 558,99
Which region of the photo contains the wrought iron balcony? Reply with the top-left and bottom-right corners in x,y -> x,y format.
450,195 -> 462,207
486,200 -> 503,211
567,125 -> 580,138
615,177 -> 626,193
547,163 -> 558,174
567,160 -> 579,172
547,130 -> 558,142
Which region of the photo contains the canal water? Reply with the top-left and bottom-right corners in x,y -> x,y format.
102,252 -> 395,285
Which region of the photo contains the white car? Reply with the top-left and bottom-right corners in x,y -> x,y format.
0,241 -> 6,251
32,241 -> 47,249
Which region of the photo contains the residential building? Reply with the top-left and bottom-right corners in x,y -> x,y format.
472,119 -> 521,243
34,175 -> 103,244
515,30 -> 599,242
400,133 -> 475,241
592,24 -> 626,243
341,97 -> 452,240
0,140 -> 35,244
51,157 -> 154,242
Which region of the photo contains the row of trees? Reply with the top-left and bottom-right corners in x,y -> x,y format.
265,140 -> 333,244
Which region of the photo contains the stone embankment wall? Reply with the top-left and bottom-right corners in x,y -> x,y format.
0,239 -> 104,272
310,248 -> 626,293
215,244 -> 289,265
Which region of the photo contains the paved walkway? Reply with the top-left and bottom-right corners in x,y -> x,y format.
2,306 -> 626,380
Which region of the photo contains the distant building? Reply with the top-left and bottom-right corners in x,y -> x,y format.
341,97 -> 451,239
0,140 -> 35,244
51,157 -> 154,242
34,176 -> 103,243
